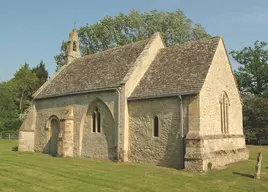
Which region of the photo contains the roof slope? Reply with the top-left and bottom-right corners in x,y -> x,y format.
130,37 -> 220,99
36,39 -> 149,99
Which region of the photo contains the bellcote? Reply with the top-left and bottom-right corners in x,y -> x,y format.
65,28 -> 81,65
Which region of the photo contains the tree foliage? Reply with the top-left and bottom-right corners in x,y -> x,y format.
230,41 -> 268,96
0,61 -> 48,134
0,83 -> 21,134
243,96 -> 268,142
10,64 -> 39,113
231,41 -> 268,143
55,9 -> 210,70
32,60 -> 48,88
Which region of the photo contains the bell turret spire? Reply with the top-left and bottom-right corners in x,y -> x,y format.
65,28 -> 81,65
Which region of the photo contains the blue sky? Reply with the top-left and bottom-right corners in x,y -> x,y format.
0,0 -> 267,81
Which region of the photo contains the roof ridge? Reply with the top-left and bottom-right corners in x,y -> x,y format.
78,39 -> 150,60
164,36 -> 221,50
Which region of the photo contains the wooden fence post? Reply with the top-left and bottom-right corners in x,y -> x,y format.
254,152 -> 262,179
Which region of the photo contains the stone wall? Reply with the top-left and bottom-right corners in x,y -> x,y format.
19,105 -> 37,132
199,38 -> 243,136
185,38 -> 249,171
18,105 -> 36,152
128,97 -> 182,169
185,136 -> 249,171
18,131 -> 35,152
34,91 -> 117,160
61,106 -> 74,157
81,98 -> 116,160
186,95 -> 201,139
119,33 -> 165,161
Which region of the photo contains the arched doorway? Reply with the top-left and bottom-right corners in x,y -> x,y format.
49,118 -> 60,157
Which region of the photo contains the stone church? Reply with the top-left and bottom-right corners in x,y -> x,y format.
18,28 -> 249,171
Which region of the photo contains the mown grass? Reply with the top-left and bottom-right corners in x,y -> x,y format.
0,140 -> 268,192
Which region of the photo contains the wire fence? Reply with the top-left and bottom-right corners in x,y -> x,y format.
0,133 -> 18,140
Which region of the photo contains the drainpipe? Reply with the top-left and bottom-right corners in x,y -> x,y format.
178,95 -> 185,169
116,87 -> 121,161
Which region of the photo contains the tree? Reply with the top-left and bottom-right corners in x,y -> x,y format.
230,41 -> 268,143
32,60 -> 48,88
0,61 -> 48,134
10,64 -> 39,113
55,9 -> 211,70
230,41 -> 268,96
243,95 -> 268,143
0,83 -> 21,134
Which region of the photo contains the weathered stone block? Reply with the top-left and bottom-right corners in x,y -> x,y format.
18,131 -> 35,152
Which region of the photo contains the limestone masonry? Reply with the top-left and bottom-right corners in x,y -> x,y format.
18,28 -> 249,171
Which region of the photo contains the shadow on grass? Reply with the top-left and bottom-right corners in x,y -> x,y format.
11,146 -> 18,151
232,172 -> 254,178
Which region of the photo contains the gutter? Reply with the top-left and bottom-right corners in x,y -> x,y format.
34,86 -> 121,100
128,91 -> 199,101
116,87 -> 121,161
178,95 -> 185,169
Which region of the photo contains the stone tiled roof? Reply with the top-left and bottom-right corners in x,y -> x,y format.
130,37 -> 220,99
36,39 -> 149,99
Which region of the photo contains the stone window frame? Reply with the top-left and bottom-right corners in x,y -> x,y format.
92,107 -> 101,133
153,115 -> 159,138
220,91 -> 230,134
45,115 -> 60,131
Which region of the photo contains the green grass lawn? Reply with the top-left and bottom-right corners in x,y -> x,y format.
0,140 -> 268,192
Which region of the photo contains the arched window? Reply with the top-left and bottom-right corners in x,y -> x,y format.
92,112 -> 96,132
92,107 -> 101,133
220,92 -> 230,133
97,111 -> 101,133
153,116 -> 159,137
